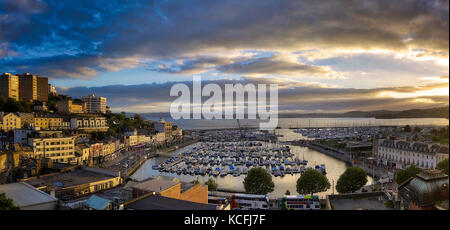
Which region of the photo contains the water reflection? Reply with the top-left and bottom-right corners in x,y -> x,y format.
131,129 -> 373,198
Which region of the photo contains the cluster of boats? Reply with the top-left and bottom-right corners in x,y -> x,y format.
295,127 -> 386,140
152,142 -> 327,177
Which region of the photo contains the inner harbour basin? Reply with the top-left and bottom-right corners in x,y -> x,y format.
131,129 -> 374,198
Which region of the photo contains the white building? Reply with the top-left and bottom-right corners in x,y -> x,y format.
375,139 -> 449,170
82,94 -> 107,114
70,116 -> 108,131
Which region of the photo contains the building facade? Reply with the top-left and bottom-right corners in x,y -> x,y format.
0,73 -> 19,100
70,116 -> 108,131
82,94 -> 107,114
154,118 -> 173,140
34,114 -> 64,130
0,112 -> 21,131
375,139 -> 449,170
57,98 -> 87,114
28,136 -> 76,163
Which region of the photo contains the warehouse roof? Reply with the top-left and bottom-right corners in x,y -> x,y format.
0,182 -> 57,208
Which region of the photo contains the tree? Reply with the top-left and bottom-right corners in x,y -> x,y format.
336,167 -> 368,193
0,193 -> 20,210
414,126 -> 422,133
404,125 -> 411,132
296,169 -> 330,195
205,178 -> 218,191
437,159 -> 449,175
243,167 -> 274,195
285,190 -> 291,195
396,165 -> 422,185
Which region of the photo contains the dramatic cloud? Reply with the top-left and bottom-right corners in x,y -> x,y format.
0,0 -> 448,80
1,0 -> 448,113
58,77 -> 449,113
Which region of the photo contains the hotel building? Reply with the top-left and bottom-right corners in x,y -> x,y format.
375,139 -> 449,170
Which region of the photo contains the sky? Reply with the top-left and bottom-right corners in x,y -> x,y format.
0,0 -> 448,113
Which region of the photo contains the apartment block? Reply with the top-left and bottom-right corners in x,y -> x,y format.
82,94 -> 107,114
0,73 -> 19,100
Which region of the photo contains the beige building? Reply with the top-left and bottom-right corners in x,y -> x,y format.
75,144 -> 91,163
124,135 -> 138,147
57,98 -> 86,114
0,112 -> 21,131
70,116 -> 108,131
82,94 -> 107,114
0,73 -> 19,100
137,135 -> 151,145
34,114 -> 64,130
154,118 -> 173,140
90,143 -> 103,158
376,139 -> 449,170
102,142 -> 116,156
28,134 -> 76,163
18,113 -> 35,128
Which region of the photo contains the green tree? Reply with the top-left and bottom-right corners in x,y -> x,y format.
336,167 -> 368,193
296,169 -> 330,195
205,178 -> 218,191
243,167 -> 274,195
437,159 -> 449,175
396,165 -> 422,185
285,190 -> 291,195
0,193 -> 20,210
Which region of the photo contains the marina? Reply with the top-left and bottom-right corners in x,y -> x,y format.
152,141 -> 326,177
131,129 -> 374,198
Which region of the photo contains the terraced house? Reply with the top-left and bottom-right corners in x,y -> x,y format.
0,112 -> 21,131
376,139 -> 449,170
34,113 -> 64,130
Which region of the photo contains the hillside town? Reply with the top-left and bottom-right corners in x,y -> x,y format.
0,72 -> 449,211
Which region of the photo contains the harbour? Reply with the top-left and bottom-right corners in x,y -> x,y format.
130,129 -> 374,198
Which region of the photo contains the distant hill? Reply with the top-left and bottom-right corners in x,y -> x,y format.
139,106 -> 449,119
280,106 -> 449,119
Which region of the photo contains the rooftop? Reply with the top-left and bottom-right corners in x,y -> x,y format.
85,195 -> 111,210
132,178 -> 179,193
126,195 -> 217,210
0,182 -> 58,208
25,167 -> 117,189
